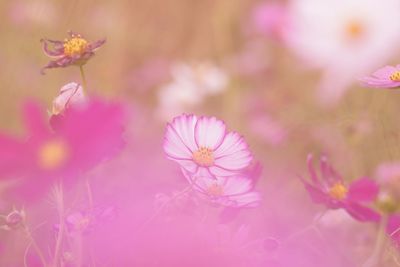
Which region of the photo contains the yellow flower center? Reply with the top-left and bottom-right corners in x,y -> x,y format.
37,139 -> 69,170
207,183 -> 224,196
345,20 -> 365,40
390,71 -> 400,82
192,147 -> 214,167
63,36 -> 88,57
329,183 -> 348,200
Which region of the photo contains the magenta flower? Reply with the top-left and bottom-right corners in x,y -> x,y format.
0,99 -> 125,201
301,154 -> 380,222
182,169 -> 261,208
359,65 -> 400,88
164,114 -> 253,178
41,31 -> 106,74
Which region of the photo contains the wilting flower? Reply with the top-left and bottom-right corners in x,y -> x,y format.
300,154 -> 380,221
359,65 -> 400,89
183,169 -> 261,208
284,0 -> 400,104
157,62 -> 228,120
0,208 -> 26,230
164,114 -> 252,178
41,31 -> 106,73
51,82 -> 85,115
0,99 -> 125,201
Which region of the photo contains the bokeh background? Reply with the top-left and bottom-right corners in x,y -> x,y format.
2,0 -> 400,266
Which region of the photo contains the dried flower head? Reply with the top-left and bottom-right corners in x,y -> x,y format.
41,31 -> 106,74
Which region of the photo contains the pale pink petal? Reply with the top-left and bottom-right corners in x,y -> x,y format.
371,66 -> 397,79
170,114 -> 198,152
163,124 -> 192,159
194,116 -> 226,149
213,132 -> 252,171
221,176 -> 253,195
163,114 -> 198,160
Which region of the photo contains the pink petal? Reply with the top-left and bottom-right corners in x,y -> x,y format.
163,114 -> 198,160
221,176 -> 253,196
371,65 -> 397,79
194,116 -> 226,149
344,202 -> 380,222
213,132 -> 252,171
347,177 -> 379,202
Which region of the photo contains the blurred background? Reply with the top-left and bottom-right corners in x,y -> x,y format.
2,0 -> 400,266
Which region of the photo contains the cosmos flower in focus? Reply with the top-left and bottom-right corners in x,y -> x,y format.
164,114 -> 252,178
300,154 -> 380,222
0,99 -> 125,201
359,65 -> 400,89
284,0 -> 400,104
182,168 -> 261,208
157,62 -> 228,120
41,31 -> 106,74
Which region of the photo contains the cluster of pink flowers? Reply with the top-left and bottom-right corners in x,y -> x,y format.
164,114 -> 261,208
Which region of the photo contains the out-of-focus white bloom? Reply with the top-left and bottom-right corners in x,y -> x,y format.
284,0 -> 400,105
157,62 -> 229,120
52,82 -> 85,115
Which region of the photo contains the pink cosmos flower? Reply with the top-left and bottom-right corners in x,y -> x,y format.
182,169 -> 261,208
301,154 -> 380,222
0,99 -> 125,201
164,114 -> 253,178
359,65 -> 400,89
41,31 -> 106,74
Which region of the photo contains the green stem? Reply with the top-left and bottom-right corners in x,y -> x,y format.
363,215 -> 388,267
79,65 -> 88,93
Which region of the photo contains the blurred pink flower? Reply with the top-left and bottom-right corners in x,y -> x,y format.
360,65 -> 400,89
164,114 -> 252,178
0,99 -> 125,201
41,31 -> 106,74
251,1 -> 289,40
284,0 -> 400,104
301,154 -> 380,222
182,169 -> 261,208
51,82 -> 85,115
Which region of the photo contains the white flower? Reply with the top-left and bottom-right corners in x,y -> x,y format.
284,0 -> 400,104
157,62 -> 229,120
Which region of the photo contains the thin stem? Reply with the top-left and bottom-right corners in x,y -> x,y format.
79,65 -> 88,92
362,215 -> 388,267
53,184 -> 65,267
85,179 -> 94,211
23,224 -> 48,267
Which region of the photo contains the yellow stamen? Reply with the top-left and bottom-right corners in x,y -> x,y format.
207,183 -> 224,196
37,139 -> 69,170
63,35 -> 88,57
193,147 -> 214,167
329,183 -> 348,200
390,71 -> 400,82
